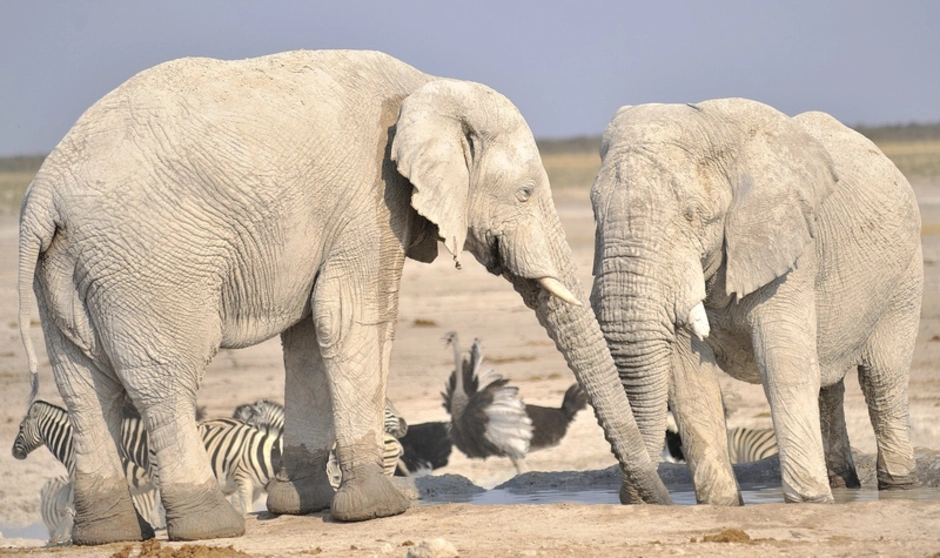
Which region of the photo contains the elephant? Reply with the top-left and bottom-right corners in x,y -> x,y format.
17,49 -> 671,545
589,97 -> 922,505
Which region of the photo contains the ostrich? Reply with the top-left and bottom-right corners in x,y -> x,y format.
441,332 -> 533,473
525,383 -> 588,452
394,421 -> 453,476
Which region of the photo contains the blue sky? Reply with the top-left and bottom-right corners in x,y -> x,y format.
1,1 -> 938,155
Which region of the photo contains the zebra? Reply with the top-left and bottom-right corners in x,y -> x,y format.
14,400 -> 279,521
39,476 -> 73,545
118,414 -> 283,515
13,400 -> 75,474
109,415 -> 281,516
663,411 -> 778,464
232,398 -> 406,482
197,418 -> 283,514
726,426 -> 778,464
12,400 -> 164,530
233,399 -> 285,433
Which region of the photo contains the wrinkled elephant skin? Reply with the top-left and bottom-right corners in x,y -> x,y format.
590,98 -> 922,505
18,49 -> 669,544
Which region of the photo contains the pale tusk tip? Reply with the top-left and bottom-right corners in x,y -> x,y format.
537,277 -> 583,306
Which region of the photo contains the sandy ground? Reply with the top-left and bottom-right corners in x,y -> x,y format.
1,183 -> 939,557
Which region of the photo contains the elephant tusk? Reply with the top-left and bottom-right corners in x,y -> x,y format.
538,277 -> 583,307
686,301 -> 710,340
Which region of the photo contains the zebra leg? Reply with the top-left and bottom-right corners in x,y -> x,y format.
818,379 -> 860,489
313,266 -> 409,522
53,481 -> 75,545
230,472 -> 254,516
858,285 -> 919,490
266,318 -> 337,515
125,461 -> 164,529
121,359 -> 244,541
43,326 -> 152,545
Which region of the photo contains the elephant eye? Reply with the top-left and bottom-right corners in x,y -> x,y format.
683,202 -> 704,222
516,184 -> 534,203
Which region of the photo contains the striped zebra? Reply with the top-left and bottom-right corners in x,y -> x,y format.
12,400 -> 164,531
232,399 -> 406,481
663,412 -> 778,464
13,400 -> 75,474
726,426 -> 778,464
15,401 -> 280,520
39,476 -> 73,545
197,418 -> 283,514
233,399 -> 285,433
122,415 -> 282,516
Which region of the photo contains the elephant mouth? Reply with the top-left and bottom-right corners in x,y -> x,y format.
481,235 -> 505,276
485,234 -> 582,306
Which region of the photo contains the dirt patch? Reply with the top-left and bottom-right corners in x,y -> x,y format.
111,540 -> 252,558
702,528 -> 752,543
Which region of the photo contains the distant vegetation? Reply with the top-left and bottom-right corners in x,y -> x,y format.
852,122 -> 940,143
0,123 -> 937,215
537,123 -> 940,190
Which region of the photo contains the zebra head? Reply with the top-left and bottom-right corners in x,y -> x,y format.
12,404 -> 44,460
233,399 -> 285,433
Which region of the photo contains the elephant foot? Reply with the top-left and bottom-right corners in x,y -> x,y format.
878,472 -> 918,491
72,480 -> 154,545
828,468 -> 861,489
331,466 -> 410,522
267,445 -> 335,515
164,481 -> 245,541
782,490 -> 835,504
266,471 -> 335,515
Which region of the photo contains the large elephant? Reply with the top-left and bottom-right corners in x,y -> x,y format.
18,50 -> 670,545
590,98 -> 922,505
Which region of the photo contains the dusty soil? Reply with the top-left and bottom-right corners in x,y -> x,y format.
1,183 -> 940,557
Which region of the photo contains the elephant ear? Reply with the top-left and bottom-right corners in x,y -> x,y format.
724,113 -> 838,300
392,80 -> 475,268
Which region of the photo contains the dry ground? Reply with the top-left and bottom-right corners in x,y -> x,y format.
1,182 -> 939,557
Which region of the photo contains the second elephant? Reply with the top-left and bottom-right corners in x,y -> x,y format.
590,98 -> 922,505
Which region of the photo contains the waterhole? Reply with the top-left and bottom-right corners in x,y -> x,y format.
5,486 -> 939,545
0,520 -> 48,542
420,483 -> 940,506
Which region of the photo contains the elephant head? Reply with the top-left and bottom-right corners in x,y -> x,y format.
590,98 -> 838,461
391,80 -> 672,504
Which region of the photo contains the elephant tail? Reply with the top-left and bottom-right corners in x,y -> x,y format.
17,178 -> 58,409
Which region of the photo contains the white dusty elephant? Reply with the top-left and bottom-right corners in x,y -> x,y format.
589,98 -> 922,505
18,50 -> 671,545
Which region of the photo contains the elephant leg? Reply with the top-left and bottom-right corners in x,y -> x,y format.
752,297 -> 832,503
44,326 -> 153,544
266,318 -> 337,515
858,293 -> 919,490
818,379 -> 860,489
670,334 -> 741,505
312,264 -> 409,522
120,358 -> 243,540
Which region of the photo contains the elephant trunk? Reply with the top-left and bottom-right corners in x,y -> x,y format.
590,246 -> 676,465
505,202 -> 672,504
